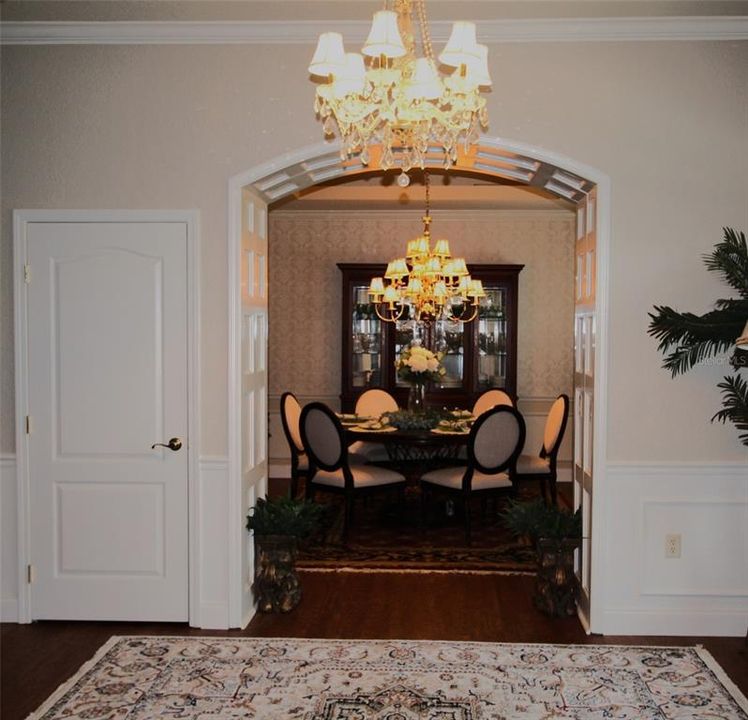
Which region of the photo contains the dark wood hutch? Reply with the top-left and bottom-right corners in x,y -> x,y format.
338,263 -> 522,412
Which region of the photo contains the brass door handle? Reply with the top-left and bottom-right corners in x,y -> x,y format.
151,437 -> 183,451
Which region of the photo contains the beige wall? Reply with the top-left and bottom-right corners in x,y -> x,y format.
268,209 -> 575,401
2,40 -> 748,461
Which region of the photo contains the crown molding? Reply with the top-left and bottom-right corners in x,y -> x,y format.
2,17 -> 747,46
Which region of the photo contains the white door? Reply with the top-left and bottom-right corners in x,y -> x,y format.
573,189 -> 596,626
237,187 -> 269,625
25,219 -> 189,621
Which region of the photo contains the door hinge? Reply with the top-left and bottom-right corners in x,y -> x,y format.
24,264 -> 31,284
25,415 -> 32,434
27,565 -> 35,584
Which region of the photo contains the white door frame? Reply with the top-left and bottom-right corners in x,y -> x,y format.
13,209 -> 201,625
228,137 -> 611,632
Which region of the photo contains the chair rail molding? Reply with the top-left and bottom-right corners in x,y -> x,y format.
2,17 -> 747,46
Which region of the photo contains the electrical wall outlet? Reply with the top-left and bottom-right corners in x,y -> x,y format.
665,533 -> 681,559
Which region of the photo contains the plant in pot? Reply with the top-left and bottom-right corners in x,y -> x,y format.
246,496 -> 323,613
501,499 -> 583,617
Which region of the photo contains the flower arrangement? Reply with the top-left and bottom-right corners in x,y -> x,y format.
396,343 -> 446,385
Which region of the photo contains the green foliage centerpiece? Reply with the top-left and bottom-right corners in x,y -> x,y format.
396,342 -> 446,412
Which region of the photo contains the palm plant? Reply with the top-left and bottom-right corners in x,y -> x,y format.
648,228 -> 748,445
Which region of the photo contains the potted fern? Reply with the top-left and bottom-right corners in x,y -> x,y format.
246,497 -> 323,613
501,499 -> 583,617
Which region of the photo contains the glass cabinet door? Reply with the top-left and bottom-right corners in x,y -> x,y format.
350,285 -> 383,389
477,285 -> 508,391
433,320 -> 465,389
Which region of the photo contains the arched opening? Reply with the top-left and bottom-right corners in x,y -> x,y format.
228,137 -> 610,631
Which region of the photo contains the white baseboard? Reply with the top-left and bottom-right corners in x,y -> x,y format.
602,608 -> 748,637
196,601 -> 231,630
1,598 -> 18,623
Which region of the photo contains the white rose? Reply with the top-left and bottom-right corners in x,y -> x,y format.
427,357 -> 438,372
409,355 -> 428,372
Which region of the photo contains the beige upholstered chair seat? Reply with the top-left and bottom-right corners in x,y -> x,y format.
515,454 -> 550,475
348,440 -> 390,463
312,464 -> 405,489
421,467 -> 513,491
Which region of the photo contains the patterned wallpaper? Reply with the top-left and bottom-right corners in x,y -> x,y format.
268,209 -> 575,402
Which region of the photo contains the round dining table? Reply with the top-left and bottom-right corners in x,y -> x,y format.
344,424 -> 470,464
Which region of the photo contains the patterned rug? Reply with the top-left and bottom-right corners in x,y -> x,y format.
296,491 -> 537,573
27,636 -> 748,719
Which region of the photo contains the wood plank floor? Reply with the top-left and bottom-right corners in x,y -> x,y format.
2,572 -> 747,720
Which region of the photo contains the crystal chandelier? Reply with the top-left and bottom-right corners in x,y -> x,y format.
308,0 -> 491,174
368,173 -> 485,324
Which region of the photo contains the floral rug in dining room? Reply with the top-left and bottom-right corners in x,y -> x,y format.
295,492 -> 537,573
26,636 -> 748,719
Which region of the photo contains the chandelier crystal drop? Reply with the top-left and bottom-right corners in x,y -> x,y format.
368,173 -> 485,324
308,0 -> 491,173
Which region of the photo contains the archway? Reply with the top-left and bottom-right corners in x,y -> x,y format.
228,136 -> 610,631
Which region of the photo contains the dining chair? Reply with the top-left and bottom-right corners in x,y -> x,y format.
300,402 -> 407,543
472,388 -> 514,417
280,392 -> 310,498
420,405 -> 526,544
512,394 -> 569,506
348,388 -> 399,463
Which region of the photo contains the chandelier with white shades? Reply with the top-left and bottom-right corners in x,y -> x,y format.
367,172 -> 485,324
308,0 -> 491,174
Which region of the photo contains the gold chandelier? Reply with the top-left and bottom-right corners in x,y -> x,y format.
368,173 -> 485,324
308,0 -> 490,174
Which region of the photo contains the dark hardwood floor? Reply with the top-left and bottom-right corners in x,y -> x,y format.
2,572 -> 747,720
3,480 -> 746,718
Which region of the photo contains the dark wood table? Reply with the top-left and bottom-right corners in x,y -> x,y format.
345,425 -> 469,464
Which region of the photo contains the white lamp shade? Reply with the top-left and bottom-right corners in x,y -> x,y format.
331,53 -> 366,98
439,21 -> 480,68
405,58 -> 443,101
362,10 -> 406,59
309,32 -> 346,76
465,44 -> 491,87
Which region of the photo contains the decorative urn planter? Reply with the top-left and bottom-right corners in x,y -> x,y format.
534,537 -> 580,617
252,534 -> 301,613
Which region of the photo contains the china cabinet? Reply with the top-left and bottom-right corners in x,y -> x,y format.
338,263 -> 522,412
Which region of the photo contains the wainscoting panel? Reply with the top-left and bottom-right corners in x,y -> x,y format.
196,456 -> 232,629
603,463 -> 748,636
1,455 -> 18,621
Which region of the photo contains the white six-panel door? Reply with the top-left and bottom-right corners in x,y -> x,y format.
22,219 -> 190,621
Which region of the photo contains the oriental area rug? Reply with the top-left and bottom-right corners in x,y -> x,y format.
295,492 -> 537,573
26,636 -> 748,720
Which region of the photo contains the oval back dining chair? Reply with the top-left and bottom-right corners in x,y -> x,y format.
421,405 -> 526,544
513,393 -> 569,506
472,388 -> 514,417
355,388 -> 399,417
350,388 -> 399,463
300,402 -> 406,543
280,392 -> 309,498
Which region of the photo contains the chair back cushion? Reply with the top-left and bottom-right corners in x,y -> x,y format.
355,388 -> 398,417
543,394 -> 569,456
281,392 -> 304,453
472,388 -> 513,417
470,405 -> 525,474
300,403 -> 343,471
